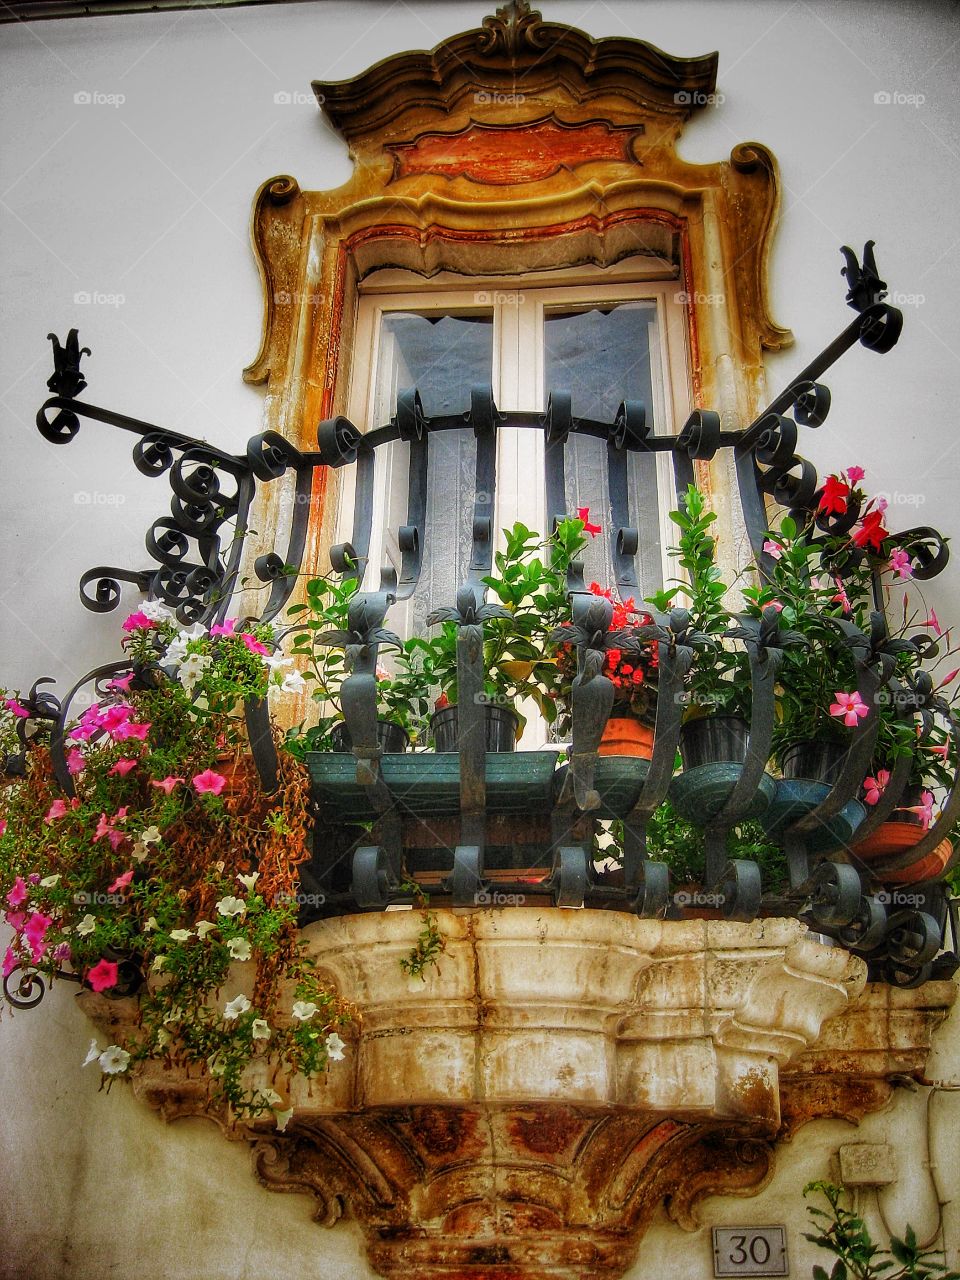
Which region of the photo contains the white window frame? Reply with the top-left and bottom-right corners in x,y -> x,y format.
339,258 -> 692,610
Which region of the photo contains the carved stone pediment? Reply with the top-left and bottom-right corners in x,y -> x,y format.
77,913 -> 955,1280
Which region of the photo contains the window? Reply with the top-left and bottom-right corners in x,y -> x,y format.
339,260 -> 692,639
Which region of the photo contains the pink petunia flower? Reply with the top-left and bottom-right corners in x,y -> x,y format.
113,721 -> 150,742
4,698 -> 30,718
863,769 -> 890,806
99,705 -> 133,734
0,819 -> 6,838
576,506 -> 602,538
108,869 -> 134,893
6,877 -> 28,908
210,618 -> 237,637
829,691 -> 870,727
240,633 -> 270,657
52,942 -> 71,965
889,548 -> 914,581
108,758 -> 139,777
107,672 -> 135,693
762,539 -> 783,561
192,769 -> 226,796
2,947 -> 17,978
66,748 -> 86,776
5,911 -> 26,931
86,958 -> 119,993
121,612 -> 154,632
845,466 -> 866,485
151,776 -> 185,796
45,799 -> 69,823
23,911 -> 52,963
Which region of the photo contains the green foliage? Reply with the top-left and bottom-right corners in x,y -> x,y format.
398,882 -> 447,981
803,1181 -> 959,1280
646,484 -> 749,719
605,799 -> 787,890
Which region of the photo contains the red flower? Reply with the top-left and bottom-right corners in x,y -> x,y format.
577,507 -> 602,538
818,474 -> 850,515
851,510 -> 889,551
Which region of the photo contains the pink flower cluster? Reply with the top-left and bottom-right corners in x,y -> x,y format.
3,877 -> 113,992
68,702 -> 151,745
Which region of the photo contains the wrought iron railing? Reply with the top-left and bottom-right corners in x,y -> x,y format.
10,242 -> 959,989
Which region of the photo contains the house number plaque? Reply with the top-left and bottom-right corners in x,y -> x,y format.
712,1226 -> 789,1276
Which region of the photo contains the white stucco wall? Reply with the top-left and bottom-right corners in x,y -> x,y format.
1,2 -> 959,1277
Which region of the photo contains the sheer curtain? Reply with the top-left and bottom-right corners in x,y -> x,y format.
544,303 -> 664,598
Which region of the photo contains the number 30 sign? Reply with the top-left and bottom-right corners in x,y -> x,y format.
712,1226 -> 788,1276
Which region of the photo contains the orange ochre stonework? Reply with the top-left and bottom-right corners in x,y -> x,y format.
388,118 -> 642,185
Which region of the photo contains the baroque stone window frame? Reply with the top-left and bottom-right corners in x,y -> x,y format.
240,1 -> 792,598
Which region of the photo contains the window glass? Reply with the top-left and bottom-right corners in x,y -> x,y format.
544,303 -> 663,594
374,312 -> 493,636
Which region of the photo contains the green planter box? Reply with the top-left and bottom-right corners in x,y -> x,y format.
307,751 -> 560,820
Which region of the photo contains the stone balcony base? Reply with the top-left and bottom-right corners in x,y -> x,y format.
79,911 -> 956,1280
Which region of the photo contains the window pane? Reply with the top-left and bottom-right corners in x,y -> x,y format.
374,312 -> 493,636
544,303 -> 663,595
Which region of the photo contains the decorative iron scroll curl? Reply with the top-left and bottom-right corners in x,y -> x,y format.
36,334 -> 257,629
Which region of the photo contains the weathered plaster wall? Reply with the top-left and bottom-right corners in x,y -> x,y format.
1,2 -> 959,1278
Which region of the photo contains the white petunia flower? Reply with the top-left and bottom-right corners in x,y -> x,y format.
263,654 -> 292,674
139,599 -> 174,622
223,994 -> 251,1021
291,1001 -> 318,1021
151,956 -> 167,973
207,1053 -> 226,1078
169,929 -> 193,943
280,670 -> 306,695
325,1032 -> 346,1061
155,1028 -> 172,1049
216,895 -> 246,918
195,920 -> 216,939
274,1108 -> 294,1132
76,914 -> 96,936
143,916 -> 159,933
251,1019 -> 271,1041
178,652 -> 212,694
40,874 -> 61,888
259,1088 -> 283,1108
83,1037 -> 102,1067
227,937 -> 251,961
237,872 -> 259,893
98,1045 -> 131,1075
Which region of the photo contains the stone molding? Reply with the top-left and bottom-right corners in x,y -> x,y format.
78,912 -> 956,1280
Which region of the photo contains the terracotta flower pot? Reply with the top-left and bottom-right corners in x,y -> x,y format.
853,821 -> 953,885
598,716 -> 654,758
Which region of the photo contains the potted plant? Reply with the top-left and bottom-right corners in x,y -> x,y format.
0,603 -> 351,1126
418,517 -> 587,752
283,571 -> 429,756
598,799 -> 787,915
646,484 -> 750,767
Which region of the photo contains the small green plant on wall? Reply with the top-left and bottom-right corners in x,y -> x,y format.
803,1181 -> 959,1280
